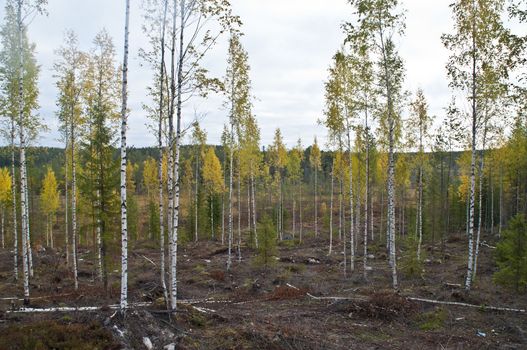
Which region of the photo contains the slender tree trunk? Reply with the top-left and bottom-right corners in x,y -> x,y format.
227,126 -> 234,270
118,0 -> 131,312
157,0 -> 168,303
221,193 -> 225,244
381,189 -> 385,248
65,145 -> 70,268
247,180 -> 251,232
490,170 -> 494,236
329,166 -> 334,255
11,118 -> 18,281
356,173 -> 361,254
17,0 -> 30,305
95,191 -> 103,281
417,164 -> 423,261
166,0 -> 177,311
465,19 -> 477,291
1,208 -> 5,249
210,197 -> 214,239
379,30 -> 398,289
71,127 -> 78,290
499,166 -> 503,238
169,0 -> 186,313
473,120 -> 487,282
237,165 -> 242,261
314,168 -> 318,237
364,122 -> 370,277
251,172 -> 258,248
370,187 -> 374,241
194,151 -> 199,242
25,171 -> 32,278
299,181 -> 303,243
45,214 -> 49,247
347,129 -> 355,273
50,214 -> 54,249
339,179 -> 343,240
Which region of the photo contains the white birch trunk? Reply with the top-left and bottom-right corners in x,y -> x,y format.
50,214 -> 54,249
251,172 -> 258,248
417,166 -> 423,261
347,129 -> 355,273
17,0 -> 30,305
237,164 -> 242,262
71,127 -> 78,290
329,166 -> 334,255
490,170 -> 494,236
473,119 -> 487,281
166,0 -> 177,311
65,145 -> 70,268
314,167 -> 318,237
464,26 -> 477,291
227,127 -> 234,271
11,118 -> 18,281
119,0 -> 131,312
379,29 -> 398,289
221,193 -> 225,245
299,182 -> 303,243
247,180 -> 251,232
498,167 -> 503,238
158,0 -> 169,306
364,123 -> 370,277
339,180 -> 343,240
96,190 -> 103,281
1,208 -> 4,249
25,182 -> 32,278
169,0 -> 186,312
46,215 -> 49,247
194,152 -> 198,242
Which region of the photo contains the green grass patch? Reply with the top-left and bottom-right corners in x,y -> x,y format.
416,307 -> 447,331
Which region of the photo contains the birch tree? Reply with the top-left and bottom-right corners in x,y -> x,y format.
408,89 -> 431,261
310,137 -> 321,237
442,0 -> 509,290
139,0 -> 170,305
287,140 -> 303,240
190,121 -> 207,241
54,30 -> 85,289
347,0 -> 406,288
268,129 -> 287,240
166,0 -> 238,311
118,0 -> 131,312
40,167 -> 59,249
323,50 -> 358,274
225,30 -> 251,267
0,0 -> 46,303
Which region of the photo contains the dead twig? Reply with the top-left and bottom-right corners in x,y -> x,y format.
406,296 -> 526,313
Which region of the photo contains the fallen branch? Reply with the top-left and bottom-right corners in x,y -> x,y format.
141,255 -> 157,267
6,302 -> 153,314
480,242 -> 496,249
407,296 -> 526,313
192,306 -> 216,314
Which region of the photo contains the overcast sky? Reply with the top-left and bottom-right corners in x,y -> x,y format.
1,0 -> 457,149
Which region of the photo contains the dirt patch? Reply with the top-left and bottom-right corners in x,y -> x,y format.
265,285 -> 307,301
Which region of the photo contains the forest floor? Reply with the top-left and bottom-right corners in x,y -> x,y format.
0,229 -> 526,350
